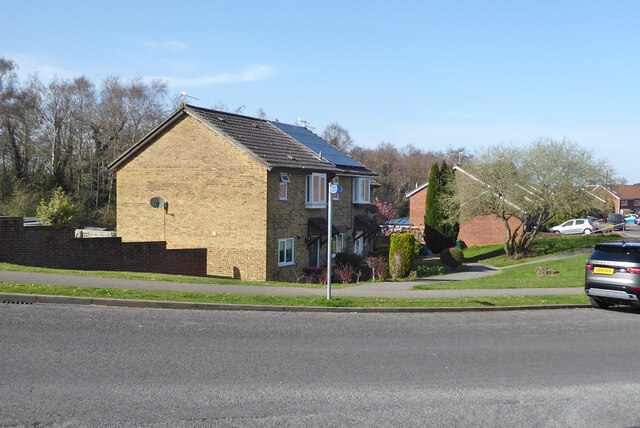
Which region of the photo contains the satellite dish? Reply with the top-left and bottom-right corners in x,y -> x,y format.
150,197 -> 165,209
367,205 -> 379,214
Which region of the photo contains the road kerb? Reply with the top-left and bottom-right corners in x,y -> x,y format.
0,292 -> 591,313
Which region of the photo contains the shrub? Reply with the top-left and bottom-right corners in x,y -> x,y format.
389,233 -> 416,278
440,247 -> 464,271
334,262 -> 355,284
390,251 -> 404,280
36,187 -> 77,226
365,256 -> 389,281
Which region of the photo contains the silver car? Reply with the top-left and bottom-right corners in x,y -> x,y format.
585,242 -> 640,308
549,218 -> 594,235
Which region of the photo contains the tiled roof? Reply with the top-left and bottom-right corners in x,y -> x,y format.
185,105 -> 341,172
109,104 -> 376,176
616,185 -> 640,199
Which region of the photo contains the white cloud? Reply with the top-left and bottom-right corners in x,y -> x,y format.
6,54 -> 77,82
149,64 -> 276,88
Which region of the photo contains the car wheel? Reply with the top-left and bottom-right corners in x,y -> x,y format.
589,296 -> 610,309
554,231 -> 560,234
583,228 -> 592,235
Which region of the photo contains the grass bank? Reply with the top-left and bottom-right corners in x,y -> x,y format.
414,254 -> 588,290
463,234 -> 621,267
0,282 -> 589,308
0,262 -> 355,289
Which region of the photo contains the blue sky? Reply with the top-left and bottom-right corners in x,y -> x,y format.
3,0 -> 639,183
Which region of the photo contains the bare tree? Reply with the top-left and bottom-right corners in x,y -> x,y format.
322,122 -> 353,152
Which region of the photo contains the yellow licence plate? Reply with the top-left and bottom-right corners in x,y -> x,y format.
594,267 -> 614,275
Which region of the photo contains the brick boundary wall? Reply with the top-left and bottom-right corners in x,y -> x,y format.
0,217 -> 207,277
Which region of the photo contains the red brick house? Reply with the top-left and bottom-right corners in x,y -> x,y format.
405,166 -> 524,247
590,184 -> 640,214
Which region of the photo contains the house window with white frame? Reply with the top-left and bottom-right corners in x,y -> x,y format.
278,238 -> 294,266
622,199 -> 629,206
354,233 -> 364,256
279,173 -> 289,200
352,177 -> 370,204
332,233 -> 344,257
332,176 -> 340,201
305,173 -> 326,208
635,200 -> 640,207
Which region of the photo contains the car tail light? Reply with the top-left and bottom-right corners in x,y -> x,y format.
586,264 -> 594,270
627,268 -> 640,274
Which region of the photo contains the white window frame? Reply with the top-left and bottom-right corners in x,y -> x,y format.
278,238 -> 294,267
332,176 -> 340,201
279,174 -> 289,201
332,233 -> 344,258
354,233 -> 364,256
635,200 -> 640,207
622,199 -> 628,206
352,177 -> 371,204
305,173 -> 326,208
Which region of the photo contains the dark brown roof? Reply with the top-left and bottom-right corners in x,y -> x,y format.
185,105 -> 340,172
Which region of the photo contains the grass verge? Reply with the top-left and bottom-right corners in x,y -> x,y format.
414,254 -> 588,290
463,234 -> 621,267
0,282 -> 588,308
0,262 -> 356,289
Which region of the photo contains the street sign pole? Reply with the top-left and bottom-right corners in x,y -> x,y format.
326,188 -> 333,300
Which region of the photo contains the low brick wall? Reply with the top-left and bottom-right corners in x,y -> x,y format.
0,217 -> 207,277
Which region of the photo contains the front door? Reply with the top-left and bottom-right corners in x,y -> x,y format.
309,238 -> 320,267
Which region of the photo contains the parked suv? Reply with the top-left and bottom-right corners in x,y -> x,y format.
585,242 -> 640,308
606,213 -> 625,231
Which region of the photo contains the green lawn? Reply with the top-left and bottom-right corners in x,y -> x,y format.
414,254 -> 588,290
463,234 -> 621,267
0,262 -> 356,289
0,281 -> 590,308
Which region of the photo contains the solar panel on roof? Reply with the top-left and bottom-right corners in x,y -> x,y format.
269,121 -> 366,169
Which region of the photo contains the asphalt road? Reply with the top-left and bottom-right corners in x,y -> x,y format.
2,304 -> 640,427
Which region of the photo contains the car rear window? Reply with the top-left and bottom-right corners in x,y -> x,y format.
591,246 -> 640,263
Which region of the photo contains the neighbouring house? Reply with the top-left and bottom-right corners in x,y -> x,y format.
108,104 -> 378,282
590,184 -> 640,214
405,166 -> 524,247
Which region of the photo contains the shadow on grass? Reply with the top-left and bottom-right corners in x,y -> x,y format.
468,300 -> 496,306
465,249 -> 506,262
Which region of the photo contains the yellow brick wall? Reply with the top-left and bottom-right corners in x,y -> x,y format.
116,115 -> 268,280
266,172 -> 369,282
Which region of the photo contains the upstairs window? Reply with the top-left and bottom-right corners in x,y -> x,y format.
305,173 -> 326,208
279,174 -> 289,200
352,177 -> 371,204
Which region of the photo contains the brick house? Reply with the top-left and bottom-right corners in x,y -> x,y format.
591,184 -> 640,214
405,166 -> 524,247
108,104 -> 378,281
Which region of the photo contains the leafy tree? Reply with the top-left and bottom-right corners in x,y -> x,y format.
423,162 -> 459,252
424,163 -> 443,251
36,187 -> 77,226
439,161 -> 459,248
451,139 -> 616,258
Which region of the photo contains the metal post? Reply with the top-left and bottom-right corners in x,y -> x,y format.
327,191 -> 332,300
